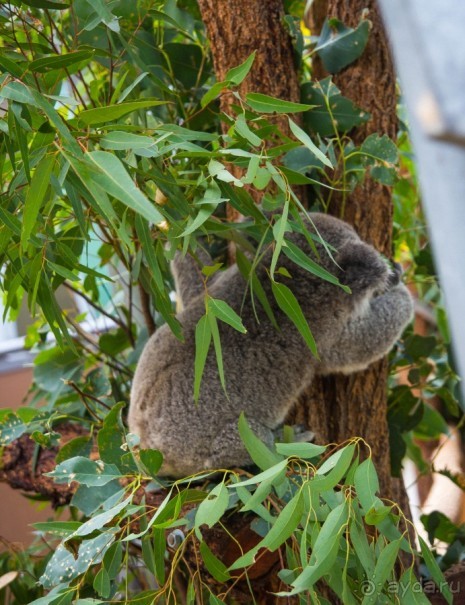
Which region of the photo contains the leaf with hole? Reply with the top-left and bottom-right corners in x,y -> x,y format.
315,18 -> 370,74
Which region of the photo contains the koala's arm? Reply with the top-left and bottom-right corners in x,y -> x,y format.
171,247 -> 216,309
317,284 -> 413,375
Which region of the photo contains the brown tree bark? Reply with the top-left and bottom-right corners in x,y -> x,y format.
198,1 -> 414,599
197,0 -> 301,131
199,0 -> 408,505
294,0 -> 410,512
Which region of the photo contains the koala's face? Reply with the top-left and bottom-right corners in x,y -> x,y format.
286,213 -> 392,301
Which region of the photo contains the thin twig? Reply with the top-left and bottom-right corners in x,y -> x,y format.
64,281 -> 135,346
139,284 -> 156,336
67,380 -> 111,410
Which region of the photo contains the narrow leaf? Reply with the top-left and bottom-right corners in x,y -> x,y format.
199,542 -> 231,582
238,412 -> 283,470
207,298 -> 246,333
246,93 -> 313,114
288,118 -> 333,168
87,151 -> 164,224
21,154 -> 55,249
271,280 -> 318,357
208,313 -> 226,394
225,51 -> 256,85
194,314 -> 212,402
78,100 -> 166,125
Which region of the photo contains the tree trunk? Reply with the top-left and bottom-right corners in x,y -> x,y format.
197,0 -> 413,600
296,0 -> 411,513
197,0 -> 301,130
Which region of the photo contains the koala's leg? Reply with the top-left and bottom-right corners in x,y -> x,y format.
171,247 -> 215,308
318,284 -> 413,375
204,418 -> 275,470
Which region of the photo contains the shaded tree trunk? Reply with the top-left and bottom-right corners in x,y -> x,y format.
198,0 -> 412,548
198,0 -> 412,601
296,0 -> 410,512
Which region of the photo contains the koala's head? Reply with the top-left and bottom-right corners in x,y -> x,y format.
286,213 -> 392,300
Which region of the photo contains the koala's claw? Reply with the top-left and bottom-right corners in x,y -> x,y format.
388,261 -> 403,287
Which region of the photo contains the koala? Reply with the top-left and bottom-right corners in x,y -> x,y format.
128,213 -> 413,477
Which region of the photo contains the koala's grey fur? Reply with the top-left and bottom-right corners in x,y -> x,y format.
128,213 -> 413,477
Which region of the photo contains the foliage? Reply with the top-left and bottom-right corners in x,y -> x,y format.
0,0 -> 461,603
0,414 -> 453,604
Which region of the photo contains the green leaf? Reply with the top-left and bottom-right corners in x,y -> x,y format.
83,0 -> 119,32
361,538 -> 402,605
315,18 -> 370,74
419,536 -> 453,605
93,568 -> 110,599
194,314 -> 212,402
139,449 -> 163,477
56,436 -> 92,464
200,541 -> 231,582
270,197 -> 290,278
238,412 -> 283,470
235,114 -> 262,146
364,504 -> 392,526
65,496 -> 131,540
360,133 -> 398,185
0,413 -> 27,445
208,312 -> 226,394
135,215 -> 164,292
276,442 -> 326,459
78,100 -> 166,125
302,77 -> 370,136
207,297 -> 246,333
225,51 -> 256,85
102,541 -> 123,580
46,456 -> 122,486
229,490 -> 304,570
288,118 -> 333,168
235,250 -> 278,329
282,239 -> 348,290
33,521 -> 82,537
195,482 -> 229,536
181,205 -> 216,236
97,402 -> 126,468
246,93 -> 313,114
21,154 -> 55,249
290,501 -> 349,593
21,0 -> 69,8
200,80 -> 228,108
353,458 -> 379,514
271,280 -> 318,357
230,458 -> 289,488
349,517 -> 375,577
87,151 -> 164,224
40,533 -> 115,589
100,131 -> 155,150
29,50 -> 94,72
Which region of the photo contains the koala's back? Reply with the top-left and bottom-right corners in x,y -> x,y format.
128,282 -> 315,475
128,212 -> 414,477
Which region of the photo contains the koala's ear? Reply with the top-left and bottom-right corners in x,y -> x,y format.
336,242 -> 389,293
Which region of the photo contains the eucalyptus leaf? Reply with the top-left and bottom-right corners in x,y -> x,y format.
246,93 -> 313,114
316,18 -> 370,74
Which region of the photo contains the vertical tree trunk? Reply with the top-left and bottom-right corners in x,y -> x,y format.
198,0 -> 413,599
197,0 -> 301,131
296,1 -> 411,513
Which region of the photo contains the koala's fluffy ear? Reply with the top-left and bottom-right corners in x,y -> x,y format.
336,242 -> 389,294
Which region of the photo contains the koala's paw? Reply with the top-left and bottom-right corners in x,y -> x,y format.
282,424 -> 315,443
388,261 -> 403,288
